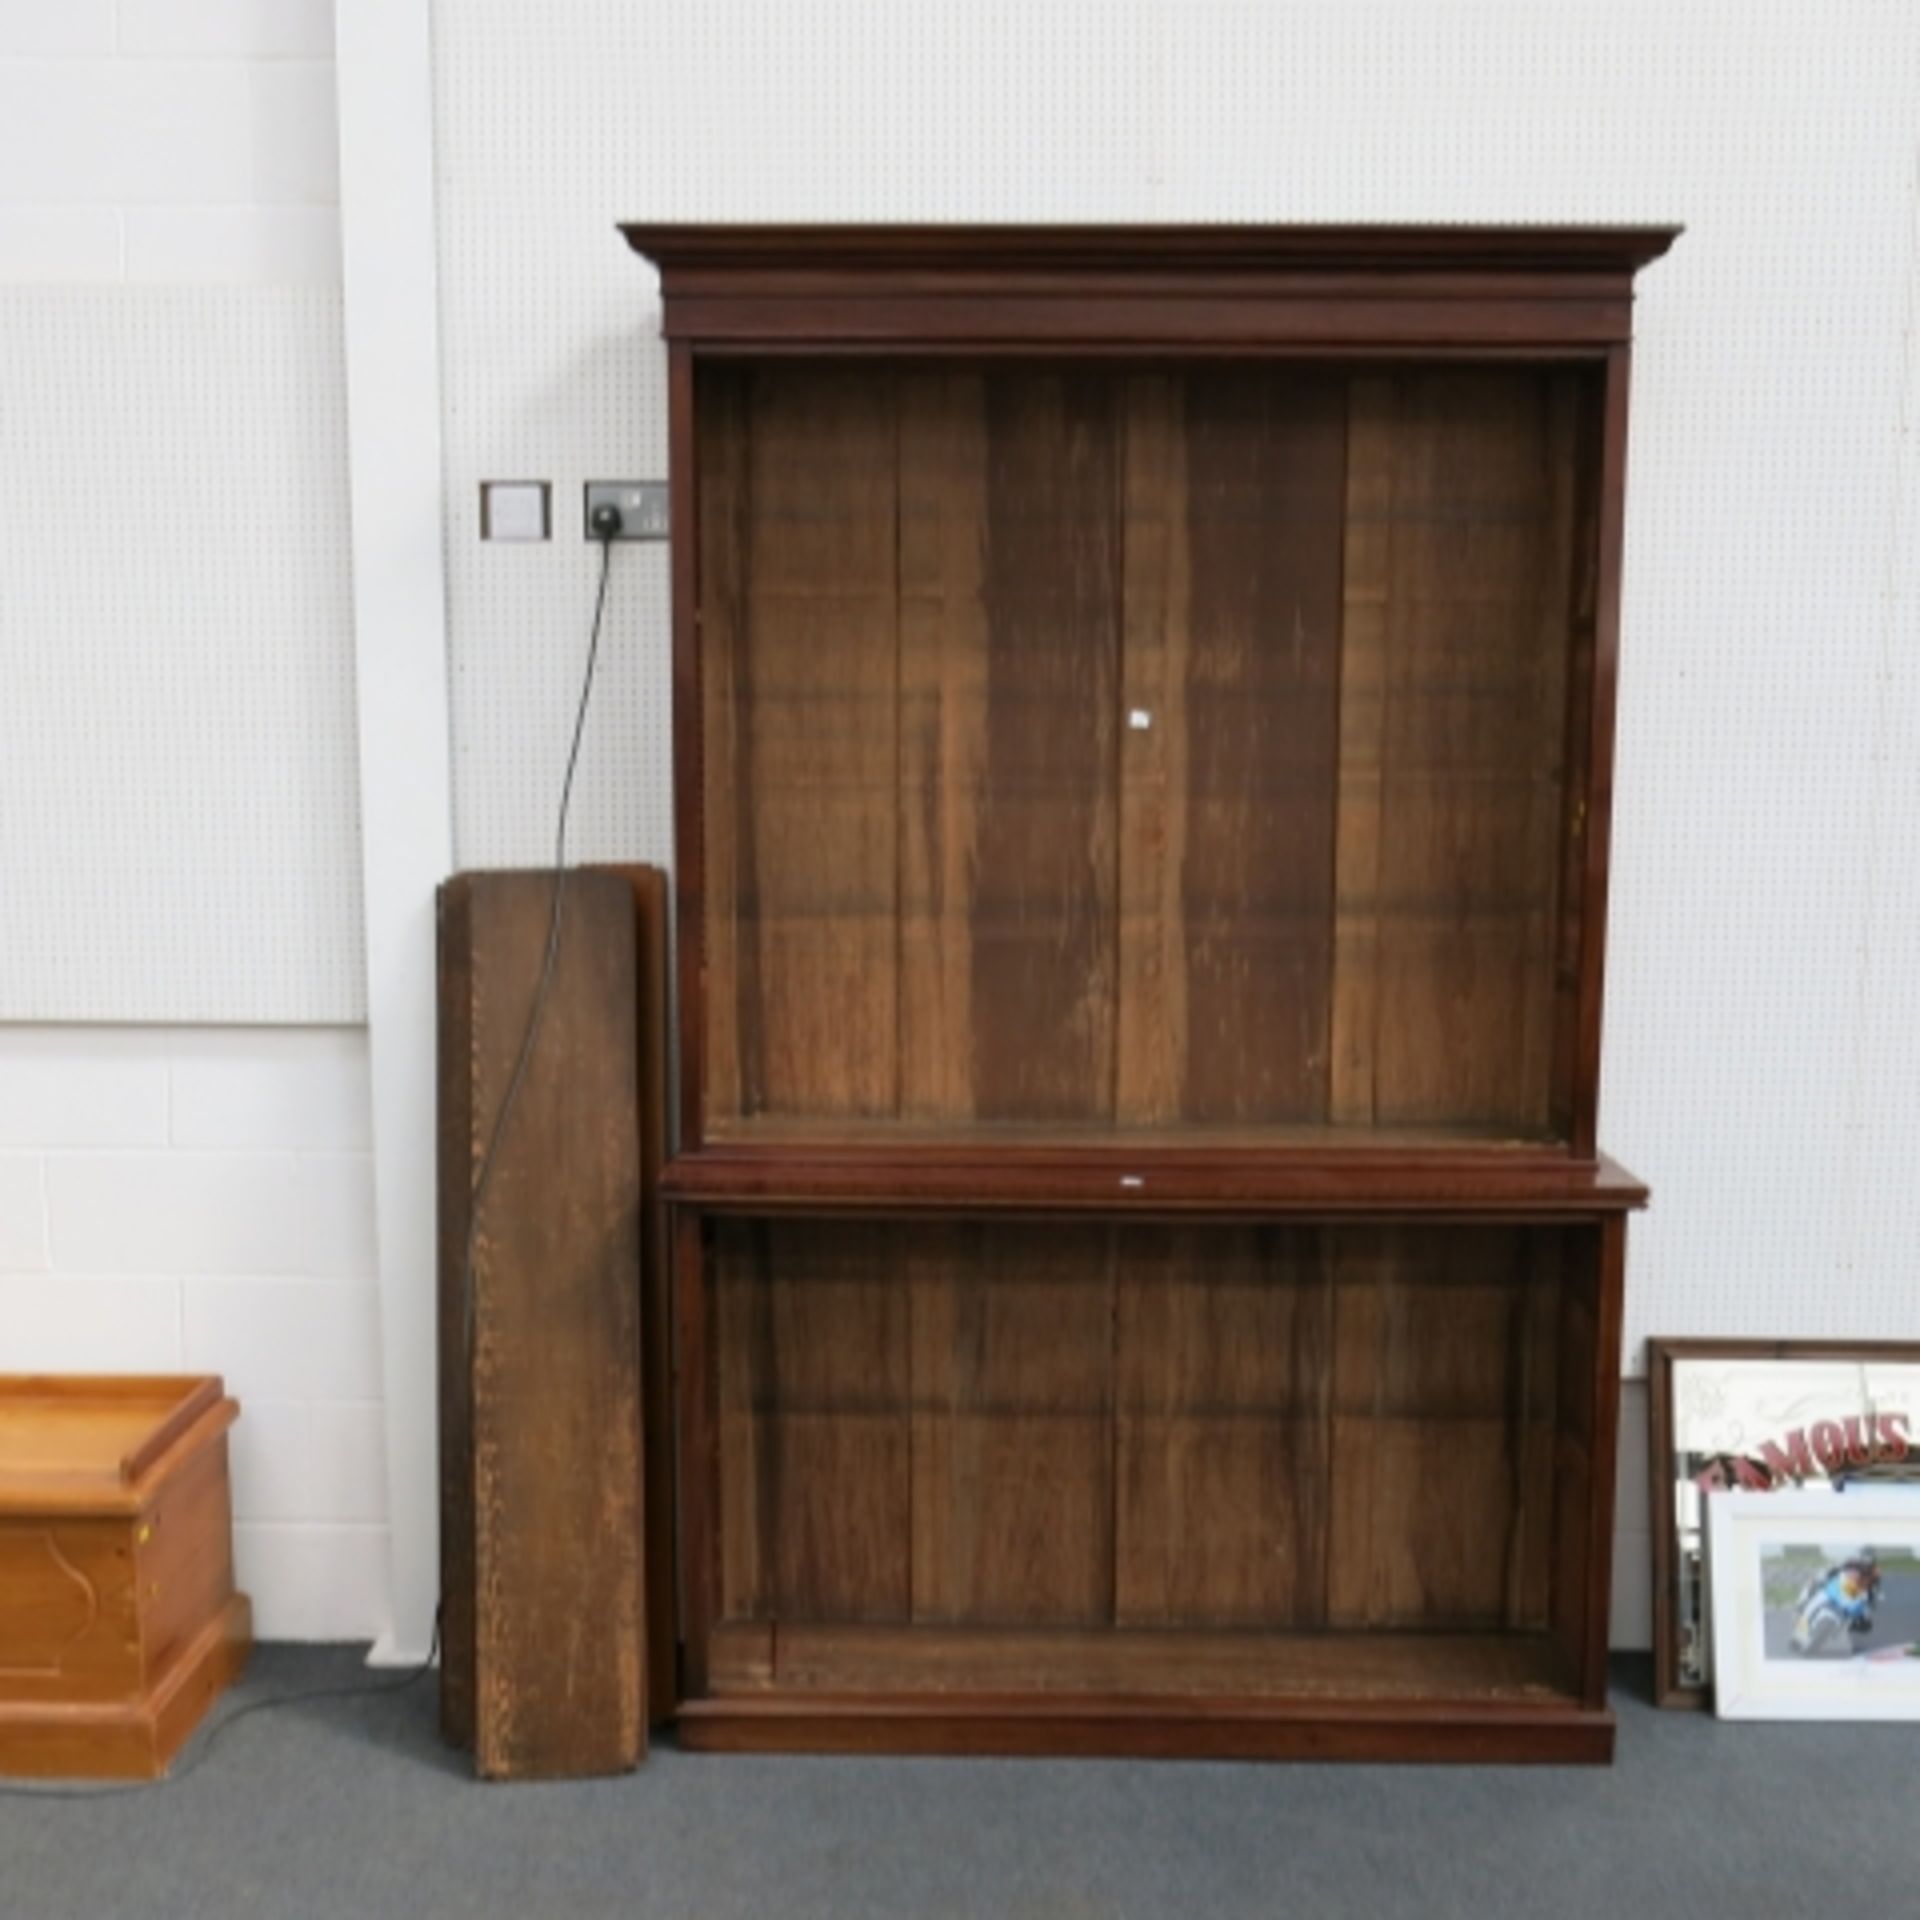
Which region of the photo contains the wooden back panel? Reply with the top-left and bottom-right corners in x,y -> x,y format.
702,1213 -> 1585,1685
695,362 -> 1596,1147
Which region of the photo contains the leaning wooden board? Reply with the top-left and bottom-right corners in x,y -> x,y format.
0,1375 -> 252,1779
437,869 -> 651,1778
602,863 -> 679,1721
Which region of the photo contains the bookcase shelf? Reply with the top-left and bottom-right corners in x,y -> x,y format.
663,1141 -> 1645,1216
624,221 -> 1672,1762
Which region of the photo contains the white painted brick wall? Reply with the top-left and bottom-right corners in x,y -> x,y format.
0,5 -> 372,1643
0,0 -> 340,284
0,1025 -> 389,1641
118,0 -> 334,59
0,3 -> 116,57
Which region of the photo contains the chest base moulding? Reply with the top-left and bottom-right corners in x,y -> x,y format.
0,1376 -> 251,1781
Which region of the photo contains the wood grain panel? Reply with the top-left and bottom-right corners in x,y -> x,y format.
436,871 -> 478,1751
714,1219 -> 911,1624
1178,370 -> 1345,1123
1549,1228 -> 1603,1687
676,1689 -> 1611,1764
697,369 -> 748,1133
0,1377 -> 227,1504
1339,1420 -> 1540,1627
1507,1231 -> 1563,1630
897,373 -> 991,1119
1523,378 -> 1582,1119
911,1222 -> 1115,1624
0,1596 -> 250,1781
674,1209 -> 716,1697
595,865 -> 678,1720
1114,375 -> 1191,1124
134,1438 -> 238,1691
694,1213 -> 1607,1728
436,871 -> 645,1779
706,367 -> 900,1123
1327,1227 -> 1559,1630
1366,372 -> 1580,1134
712,1621 -> 1572,1703
968,375 -> 1121,1121
1115,1226 -> 1332,1626
1330,377 -> 1394,1123
0,1519 -> 137,1703
1552,373 -> 1606,1143
698,361 -> 1594,1144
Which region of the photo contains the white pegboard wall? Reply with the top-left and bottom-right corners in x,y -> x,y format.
0,288 -> 364,1022
430,0 -> 1920,1365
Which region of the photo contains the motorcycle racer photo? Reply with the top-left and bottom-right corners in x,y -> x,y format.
1789,1550 -> 1882,1656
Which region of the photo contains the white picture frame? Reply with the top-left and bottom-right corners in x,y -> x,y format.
1707,1487 -> 1920,1720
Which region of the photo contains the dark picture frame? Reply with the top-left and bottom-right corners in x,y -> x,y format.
1648,1338 -> 1920,1709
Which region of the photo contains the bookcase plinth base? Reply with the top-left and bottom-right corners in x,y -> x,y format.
677,1695 -> 1615,1765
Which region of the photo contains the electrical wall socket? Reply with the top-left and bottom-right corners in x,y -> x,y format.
584,482 -> 670,540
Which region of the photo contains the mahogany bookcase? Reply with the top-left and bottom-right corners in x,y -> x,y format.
622,224 -> 1674,1762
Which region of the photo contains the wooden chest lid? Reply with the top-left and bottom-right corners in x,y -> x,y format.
0,1376 -> 238,1516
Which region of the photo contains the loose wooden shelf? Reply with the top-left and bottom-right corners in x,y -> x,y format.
665,1143 -> 1648,1215
620,220 -> 1675,1763
707,1624 -> 1579,1701
687,1625 -> 1603,1761
705,1118 -> 1568,1148
437,869 -> 663,1779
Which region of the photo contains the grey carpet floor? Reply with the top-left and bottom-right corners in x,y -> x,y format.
0,1649 -> 1910,1920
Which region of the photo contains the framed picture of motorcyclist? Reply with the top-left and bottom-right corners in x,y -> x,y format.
1706,1488 -> 1920,1720
1648,1339 -> 1920,1707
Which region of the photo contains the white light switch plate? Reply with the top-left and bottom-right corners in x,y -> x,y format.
480,480 -> 551,542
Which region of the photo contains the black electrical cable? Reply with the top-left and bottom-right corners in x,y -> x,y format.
0,532 -> 621,1801
461,528 -> 617,1363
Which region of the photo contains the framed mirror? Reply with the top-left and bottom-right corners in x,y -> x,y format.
1647,1339 -> 1920,1707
